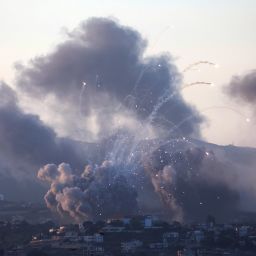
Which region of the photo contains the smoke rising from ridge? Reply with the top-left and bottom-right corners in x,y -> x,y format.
38,161 -> 138,222
145,144 -> 241,221
0,18 -> 256,222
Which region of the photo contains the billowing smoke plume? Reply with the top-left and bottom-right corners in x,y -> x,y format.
224,70 -> 256,105
0,82 -> 85,169
0,81 -> 86,201
38,161 -> 138,222
37,136 -> 251,223
145,143 -> 241,222
1,18 -> 256,222
16,17 -> 202,141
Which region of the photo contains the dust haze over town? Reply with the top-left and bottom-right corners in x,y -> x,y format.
1,1 -> 256,255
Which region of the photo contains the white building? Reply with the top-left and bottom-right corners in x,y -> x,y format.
121,240 -> 143,253
144,216 -> 153,228
122,217 -> 131,225
102,226 -> 125,232
193,230 -> 204,243
0,194 -> 4,201
83,234 -> 103,243
239,226 -> 249,237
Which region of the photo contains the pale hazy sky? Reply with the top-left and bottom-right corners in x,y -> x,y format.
1,0 -> 256,146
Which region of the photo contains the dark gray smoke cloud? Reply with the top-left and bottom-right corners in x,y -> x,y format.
145,143 -> 241,222
16,17 -> 202,139
224,70 -> 256,104
0,81 -> 87,201
0,82 -> 85,169
1,18 -> 256,223
37,135 -> 254,223
38,161 -> 138,222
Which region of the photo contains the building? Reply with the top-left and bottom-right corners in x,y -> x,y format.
121,240 -> 143,253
